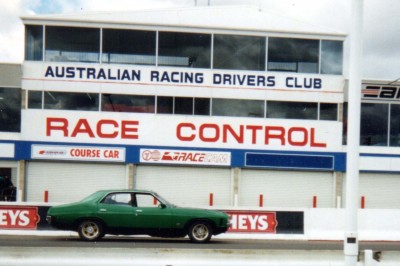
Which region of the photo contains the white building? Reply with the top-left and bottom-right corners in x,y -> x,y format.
0,5 -> 398,209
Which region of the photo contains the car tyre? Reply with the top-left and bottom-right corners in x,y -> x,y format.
188,221 -> 213,243
78,220 -> 104,241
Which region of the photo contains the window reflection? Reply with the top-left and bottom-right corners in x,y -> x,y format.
321,40 -> 343,75
390,104 -> 400,146
212,98 -> 264,117
28,91 -> 42,109
45,92 -> 99,111
213,34 -> 265,71
268,37 -> 319,73
194,98 -> 210,116
360,103 -> 388,146
102,29 -> 156,65
102,94 -> 154,113
320,103 -> 338,121
267,101 -> 318,120
25,25 -> 43,61
27,24 -> 344,74
0,87 -> 21,132
159,32 -> 211,68
45,26 -> 100,62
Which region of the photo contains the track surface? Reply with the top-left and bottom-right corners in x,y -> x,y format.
0,235 -> 398,251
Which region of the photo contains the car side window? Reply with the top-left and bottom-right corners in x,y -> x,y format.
102,193 -> 132,206
135,193 -> 159,208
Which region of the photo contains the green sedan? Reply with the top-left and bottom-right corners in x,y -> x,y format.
46,189 -> 230,243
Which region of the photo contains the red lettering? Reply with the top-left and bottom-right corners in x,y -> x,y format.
246,125 -> 262,144
177,123 -> 196,141
121,120 -> 139,139
46,117 -> 139,140
223,125 -> 244,143
310,128 -> 327,147
265,126 -> 285,145
0,207 -> 40,229
288,127 -> 308,146
46,117 -> 68,136
97,120 -> 118,138
199,124 -> 219,142
71,119 -> 95,138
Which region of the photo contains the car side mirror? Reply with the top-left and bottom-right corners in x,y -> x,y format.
158,203 -> 166,209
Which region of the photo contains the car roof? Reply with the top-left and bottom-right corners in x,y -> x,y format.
97,189 -> 156,194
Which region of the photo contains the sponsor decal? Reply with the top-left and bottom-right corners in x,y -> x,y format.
140,149 -> 231,166
362,85 -> 400,100
225,211 -> 277,233
0,206 -> 40,230
32,145 -> 126,162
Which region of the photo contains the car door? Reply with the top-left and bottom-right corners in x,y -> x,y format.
97,192 -> 136,228
131,193 -> 173,229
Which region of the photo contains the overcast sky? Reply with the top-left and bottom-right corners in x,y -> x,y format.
0,0 -> 399,81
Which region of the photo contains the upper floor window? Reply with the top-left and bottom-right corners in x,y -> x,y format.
25,25 -> 43,61
102,29 -> 156,65
320,103 -> 338,121
0,87 -> 21,132
158,32 -> 211,68
212,98 -> 264,117
44,91 -> 99,111
45,26 -> 100,63
321,40 -> 343,75
28,91 -> 42,109
268,37 -> 319,74
360,103 -> 388,146
267,101 -> 318,120
156,96 -> 210,115
102,94 -> 155,113
24,24 -> 343,75
213,34 -> 266,71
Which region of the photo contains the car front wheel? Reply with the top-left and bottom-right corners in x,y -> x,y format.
78,220 -> 104,241
188,221 -> 213,243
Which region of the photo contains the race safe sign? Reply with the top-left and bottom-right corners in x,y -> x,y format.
140,149 -> 231,166
225,211 -> 277,233
31,144 -> 126,162
0,206 -> 40,230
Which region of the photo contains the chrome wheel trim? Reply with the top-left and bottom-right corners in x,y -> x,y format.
192,224 -> 210,241
81,222 -> 100,240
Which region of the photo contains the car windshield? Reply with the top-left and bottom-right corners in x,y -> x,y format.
79,191 -> 105,203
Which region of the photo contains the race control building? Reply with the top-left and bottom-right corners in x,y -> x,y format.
1,5 -> 399,210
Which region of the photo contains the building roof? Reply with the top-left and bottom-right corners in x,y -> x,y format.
21,5 -> 345,38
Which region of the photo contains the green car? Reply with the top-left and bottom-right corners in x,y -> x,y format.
46,189 -> 230,243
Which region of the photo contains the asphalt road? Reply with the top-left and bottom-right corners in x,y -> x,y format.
0,235 -> 399,251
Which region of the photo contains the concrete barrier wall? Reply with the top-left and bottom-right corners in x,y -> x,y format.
1,203 -> 400,241
306,208 -> 400,241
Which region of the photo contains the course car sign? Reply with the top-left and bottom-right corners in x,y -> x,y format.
31,144 -> 126,162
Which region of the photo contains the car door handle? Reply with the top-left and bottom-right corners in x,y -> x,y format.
136,209 -> 143,213
99,209 -> 107,212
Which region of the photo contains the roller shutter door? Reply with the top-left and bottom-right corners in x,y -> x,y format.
26,162 -> 127,203
344,173 -> 400,209
239,170 -> 334,208
135,166 -> 232,207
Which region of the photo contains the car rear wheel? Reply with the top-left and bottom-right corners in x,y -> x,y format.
188,221 -> 213,243
78,220 -> 104,241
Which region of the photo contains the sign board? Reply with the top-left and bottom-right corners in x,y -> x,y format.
140,149 -> 231,166
22,110 -> 342,152
31,144 -> 126,162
